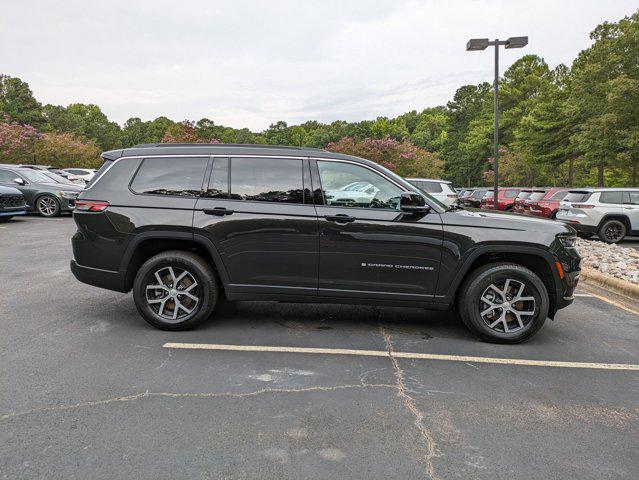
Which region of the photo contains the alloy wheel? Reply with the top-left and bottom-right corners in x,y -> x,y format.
479,279 -> 536,333
145,266 -> 200,323
604,223 -> 623,242
38,196 -> 58,216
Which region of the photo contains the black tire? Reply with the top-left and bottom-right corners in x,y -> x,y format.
550,210 -> 558,220
458,263 -> 549,344
132,250 -> 218,330
36,195 -> 60,217
598,219 -> 626,244
0,216 -> 13,222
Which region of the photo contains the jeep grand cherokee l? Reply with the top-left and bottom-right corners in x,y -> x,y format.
70,144 -> 580,343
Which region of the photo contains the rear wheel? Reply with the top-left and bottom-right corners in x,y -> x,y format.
458,263 -> 549,344
36,195 -> 60,217
598,219 -> 626,244
0,216 -> 13,222
133,250 -> 218,330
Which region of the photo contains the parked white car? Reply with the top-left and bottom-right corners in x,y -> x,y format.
63,168 -> 96,183
324,181 -> 380,206
405,178 -> 458,206
556,188 -> 639,243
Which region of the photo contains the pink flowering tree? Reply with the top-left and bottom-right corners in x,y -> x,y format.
326,135 -> 444,178
0,114 -> 40,162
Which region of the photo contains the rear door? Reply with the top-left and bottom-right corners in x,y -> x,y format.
622,191 -> 639,231
313,159 -> 443,302
193,156 -> 319,296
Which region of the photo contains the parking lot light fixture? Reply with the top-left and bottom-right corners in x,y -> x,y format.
467,35 -> 528,209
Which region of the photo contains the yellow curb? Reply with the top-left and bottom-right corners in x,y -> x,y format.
580,267 -> 639,302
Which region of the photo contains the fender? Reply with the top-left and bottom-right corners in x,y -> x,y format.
439,243 -> 561,304
119,230 -> 231,290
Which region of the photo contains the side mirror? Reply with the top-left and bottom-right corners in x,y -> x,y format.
400,192 -> 431,214
14,178 -> 25,185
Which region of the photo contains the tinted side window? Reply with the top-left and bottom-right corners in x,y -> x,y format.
624,191 -> 639,205
0,169 -> 16,183
516,192 -> 532,200
414,181 -> 442,193
317,161 -> 402,210
528,192 -> 546,201
503,190 -> 519,198
131,157 -> 207,196
599,191 -> 622,204
231,157 -> 304,204
205,158 -> 229,198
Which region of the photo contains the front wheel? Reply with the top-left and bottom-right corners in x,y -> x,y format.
458,263 -> 549,343
133,250 -> 218,330
36,195 -> 60,217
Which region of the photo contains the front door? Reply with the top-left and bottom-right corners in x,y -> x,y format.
193,156 -> 319,296
312,159 -> 443,303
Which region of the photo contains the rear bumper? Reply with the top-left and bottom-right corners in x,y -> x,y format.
557,220 -> 597,234
70,260 -> 127,292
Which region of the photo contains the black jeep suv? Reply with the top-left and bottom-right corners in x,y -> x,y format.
71,144 -> 580,343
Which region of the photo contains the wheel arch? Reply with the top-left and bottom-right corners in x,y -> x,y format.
444,245 -> 560,317
597,214 -> 631,231
120,232 -> 229,292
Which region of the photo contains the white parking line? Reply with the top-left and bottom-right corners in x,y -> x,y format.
574,293 -> 593,297
163,342 -> 639,371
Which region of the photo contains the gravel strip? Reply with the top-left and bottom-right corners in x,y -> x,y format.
576,238 -> 639,284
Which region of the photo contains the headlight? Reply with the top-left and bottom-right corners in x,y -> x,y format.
59,191 -> 79,199
559,235 -> 577,248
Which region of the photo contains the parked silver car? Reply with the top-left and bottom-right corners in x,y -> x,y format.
556,188 -> 639,243
406,178 -> 457,206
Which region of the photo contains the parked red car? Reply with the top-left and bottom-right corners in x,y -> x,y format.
517,189 -> 547,214
511,189 -> 533,214
523,187 -> 569,219
479,187 -> 523,211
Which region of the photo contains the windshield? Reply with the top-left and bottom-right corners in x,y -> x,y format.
564,192 -> 592,202
20,170 -> 52,183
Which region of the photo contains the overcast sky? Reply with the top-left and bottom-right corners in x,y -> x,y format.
1,0 -> 636,131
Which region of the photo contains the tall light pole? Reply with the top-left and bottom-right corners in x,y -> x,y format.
466,36 -> 528,209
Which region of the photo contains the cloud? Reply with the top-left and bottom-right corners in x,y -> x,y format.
1,0 -> 637,130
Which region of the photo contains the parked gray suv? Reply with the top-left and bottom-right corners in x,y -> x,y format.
0,165 -> 83,217
556,188 -> 639,243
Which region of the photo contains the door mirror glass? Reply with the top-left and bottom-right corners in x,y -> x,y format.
400,192 -> 430,213
14,177 -> 25,185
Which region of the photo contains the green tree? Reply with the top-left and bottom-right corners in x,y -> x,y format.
0,75 -> 44,127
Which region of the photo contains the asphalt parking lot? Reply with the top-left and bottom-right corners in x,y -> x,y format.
1,215 -> 638,480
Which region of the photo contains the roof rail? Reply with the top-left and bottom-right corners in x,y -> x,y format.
132,142 -> 327,152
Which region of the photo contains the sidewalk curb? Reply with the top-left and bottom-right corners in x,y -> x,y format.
580,267 -> 639,302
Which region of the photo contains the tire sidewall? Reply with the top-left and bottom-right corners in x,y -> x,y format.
133,252 -> 217,330
460,264 -> 549,343
37,195 -> 60,217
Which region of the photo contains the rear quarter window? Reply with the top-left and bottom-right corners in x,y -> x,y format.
549,190 -> 568,201
131,157 -> 208,197
598,191 -> 623,204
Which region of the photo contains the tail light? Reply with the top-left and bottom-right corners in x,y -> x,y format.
572,204 -> 595,209
75,200 -> 109,212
